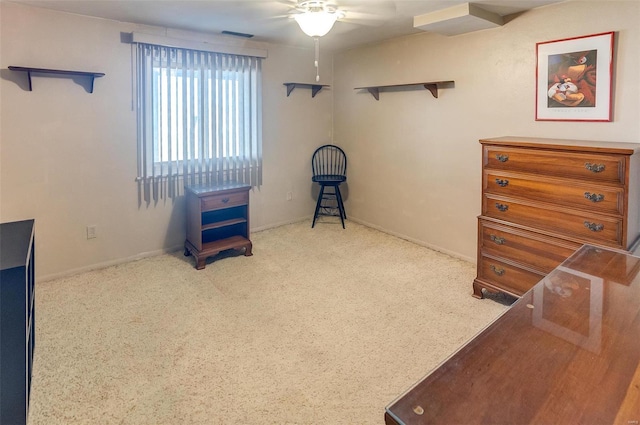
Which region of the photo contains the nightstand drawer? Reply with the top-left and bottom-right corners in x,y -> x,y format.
479,218 -> 580,274
484,146 -> 625,184
484,171 -> 624,215
478,255 -> 545,296
201,190 -> 248,211
483,194 -> 623,248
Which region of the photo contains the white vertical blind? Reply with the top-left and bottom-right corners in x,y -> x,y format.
136,42 -> 263,202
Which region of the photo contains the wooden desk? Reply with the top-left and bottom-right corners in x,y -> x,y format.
385,245 -> 640,425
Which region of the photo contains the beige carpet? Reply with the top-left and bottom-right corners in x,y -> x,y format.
28,220 -> 511,425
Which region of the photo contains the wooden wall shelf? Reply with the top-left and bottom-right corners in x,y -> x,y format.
283,82 -> 329,98
355,80 -> 454,100
8,66 -> 105,93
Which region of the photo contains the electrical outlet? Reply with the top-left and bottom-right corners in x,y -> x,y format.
87,225 -> 97,239
286,191 -> 293,201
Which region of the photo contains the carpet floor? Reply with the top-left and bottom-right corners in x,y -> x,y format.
28,220 -> 512,424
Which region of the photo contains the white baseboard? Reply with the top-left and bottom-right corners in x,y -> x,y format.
39,215 -> 473,282
348,217 -> 475,264
251,216 -> 313,233
39,218 -> 314,282
39,245 -> 185,283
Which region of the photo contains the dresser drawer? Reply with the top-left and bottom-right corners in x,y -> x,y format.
484,171 -> 624,215
201,190 -> 248,211
478,254 -> 545,296
484,146 -> 626,184
483,195 -> 624,248
479,218 -> 580,274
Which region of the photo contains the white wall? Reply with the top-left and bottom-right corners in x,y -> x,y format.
333,0 -> 640,262
3,1 -> 639,279
0,2 -> 333,279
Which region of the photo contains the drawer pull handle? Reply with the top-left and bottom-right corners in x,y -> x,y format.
495,203 -> 509,212
490,235 -> 505,245
584,221 -> 604,232
585,163 -> 605,173
495,154 -> 509,162
495,179 -> 509,187
490,265 -> 505,276
221,197 -> 230,203
584,192 -> 605,203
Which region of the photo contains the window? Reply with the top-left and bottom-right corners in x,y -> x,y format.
136,43 -> 263,201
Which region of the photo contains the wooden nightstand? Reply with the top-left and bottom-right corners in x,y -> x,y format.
184,183 -> 252,270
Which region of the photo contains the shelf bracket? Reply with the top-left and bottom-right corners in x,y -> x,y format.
285,83 -> 296,97
311,85 -> 323,98
367,87 -> 380,101
423,83 -> 438,98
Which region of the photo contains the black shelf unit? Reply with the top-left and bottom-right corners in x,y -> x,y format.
0,219 -> 36,425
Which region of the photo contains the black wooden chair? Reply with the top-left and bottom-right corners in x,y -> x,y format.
311,144 -> 347,228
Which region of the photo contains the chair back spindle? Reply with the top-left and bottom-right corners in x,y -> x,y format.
312,145 -> 347,179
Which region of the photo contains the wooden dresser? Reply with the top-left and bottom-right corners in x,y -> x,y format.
473,136 -> 640,298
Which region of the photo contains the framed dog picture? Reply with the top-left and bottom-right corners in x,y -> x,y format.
535,32 -> 614,122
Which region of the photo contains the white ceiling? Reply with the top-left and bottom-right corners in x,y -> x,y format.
9,0 -> 565,51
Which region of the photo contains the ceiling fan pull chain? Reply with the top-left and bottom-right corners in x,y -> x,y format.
314,36 -> 320,82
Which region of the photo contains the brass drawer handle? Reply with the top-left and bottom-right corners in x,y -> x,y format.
585,163 -> 605,173
490,234 -> 505,245
584,221 -> 604,232
490,265 -> 505,276
584,192 -> 605,203
221,197 -> 230,203
495,179 -> 509,187
495,203 -> 509,212
496,154 -> 509,162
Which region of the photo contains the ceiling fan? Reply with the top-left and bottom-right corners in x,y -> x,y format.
290,1 -> 342,82
291,1 -> 345,37
286,0 -> 396,26
283,0 -> 395,81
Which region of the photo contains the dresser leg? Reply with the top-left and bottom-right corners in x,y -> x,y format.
244,241 -> 253,256
472,281 -> 485,299
195,256 -> 207,270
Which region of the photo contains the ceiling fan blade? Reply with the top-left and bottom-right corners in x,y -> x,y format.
338,12 -> 389,26
335,1 -> 396,26
335,0 -> 396,14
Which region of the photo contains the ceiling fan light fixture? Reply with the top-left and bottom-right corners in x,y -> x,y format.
292,1 -> 344,82
294,10 -> 339,37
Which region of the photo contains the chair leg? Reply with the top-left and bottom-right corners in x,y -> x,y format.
335,186 -> 345,229
335,185 -> 347,220
312,184 -> 325,228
